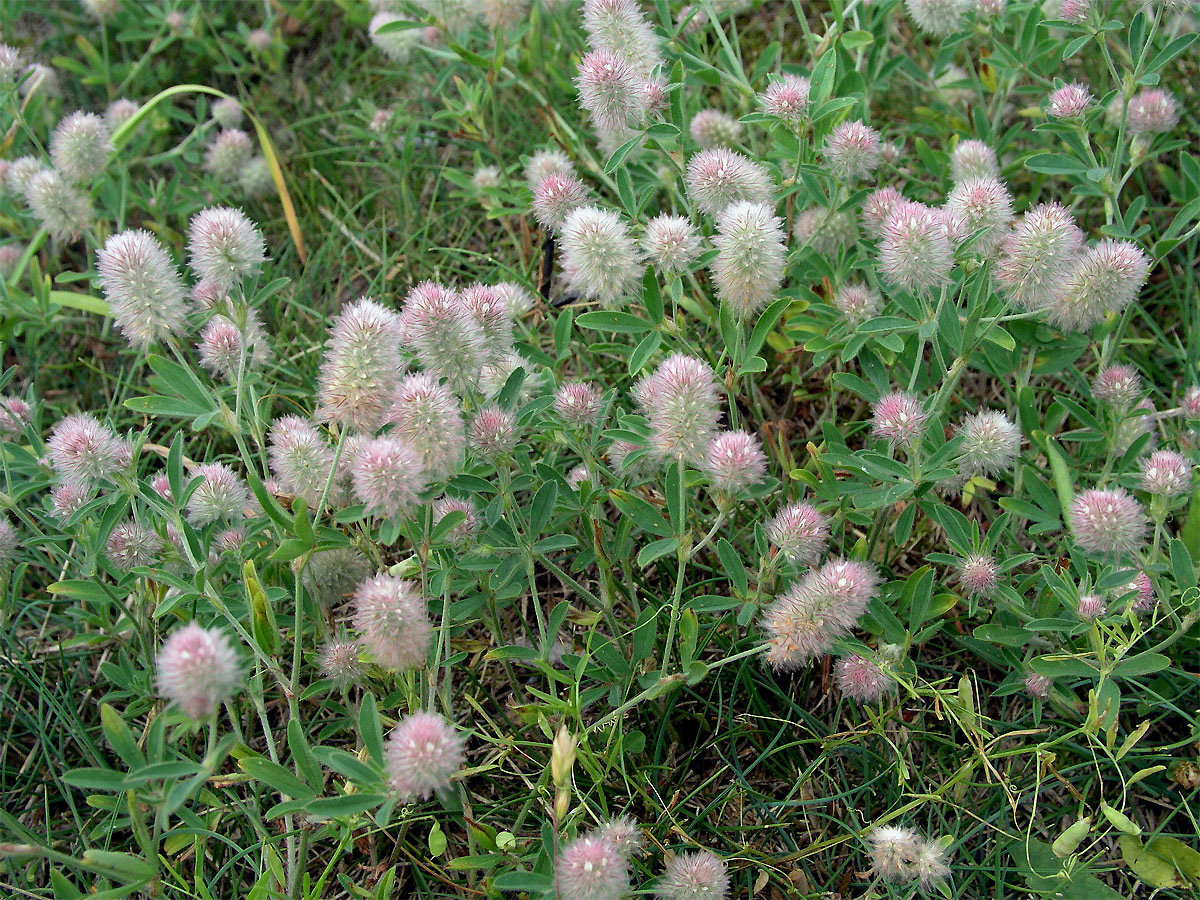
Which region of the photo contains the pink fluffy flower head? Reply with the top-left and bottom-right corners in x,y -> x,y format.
878,201 -> 954,295
871,391 -> 927,448
957,554 -> 999,598
399,282 -> 487,394
834,654 -> 896,702
824,119 -> 882,181
157,622 -> 242,719
1138,449 -> 1190,496
1058,0 -> 1090,21
24,169 -> 93,241
763,558 -> 879,669
957,410 -> 1020,476
1048,239 -> 1150,331
525,148 -> 575,189
944,176 -> 1013,254
766,502 -> 829,566
470,404 -> 516,456
702,430 -> 767,493
557,831 -> 631,900
0,395 -> 32,439
1047,83 -> 1094,119
50,111 -> 112,183
187,206 -> 267,290
861,186 -> 905,239
187,462 -> 250,525
905,0 -> 967,35
320,639 -> 363,687
995,202 -> 1084,312
203,128 -> 253,182
1129,571 -> 1155,612
316,298 -> 403,431
197,317 -> 243,377
351,435 -> 428,519
559,206 -> 644,306
1025,672 -> 1052,699
52,482 -> 92,518
106,519 -> 162,571
47,413 -> 125,486
353,574 -> 432,670
385,711 -> 465,800
582,0 -> 660,75
1069,487 -> 1148,556
1094,364 -> 1142,408
555,382 -> 605,427
685,148 -> 773,217
1077,593 -> 1106,620
642,214 -> 701,274
690,109 -> 742,149
96,229 -> 189,351
0,517 -> 16,566
711,201 -> 786,318
700,429 -> 768,494
433,496 -> 480,545
1126,89 -> 1178,135
386,372 -> 466,480
533,172 -> 590,230
657,850 -> 730,900
576,48 -> 650,135
950,140 -> 999,182
834,283 -> 882,325
464,282 -> 517,354
634,354 -> 722,464
866,826 -> 921,882
268,416 -> 335,507
758,74 -> 810,122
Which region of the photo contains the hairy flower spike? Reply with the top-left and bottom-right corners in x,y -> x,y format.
459,283 -> 513,361
1025,671 -> 1052,698
1093,365 -> 1142,408
944,176 -> 1013,254
957,554 -> 999,597
386,372 -> 467,480
556,832 -> 631,900
702,430 -> 767,493
872,391 -> 927,448
1047,83 -> 1093,119
657,850 -> 730,900
950,140 -> 1000,182
957,410 -> 1020,476
634,354 -> 722,464
433,496 -> 480,545
1058,0 -> 1090,21
316,298 -> 404,431
1069,487 -> 1148,556
157,623 -> 242,719
268,416 -> 335,507
555,382 -> 605,427
690,109 -> 742,149
861,186 -> 905,239
47,413 -> 125,486
525,148 -> 574,188
1138,449 -> 1190,495
711,201 -> 786,318
763,559 -> 879,669
50,111 -> 112,182
386,711 -> 465,800
642,214 -> 701,274
187,462 -> 250,525
470,404 -> 517,456
24,169 -> 93,241
187,207 -> 267,290
96,229 -> 189,351
559,206 -> 644,306
533,172 -> 590,230
905,0 -> 968,35
0,396 -> 32,439
866,827 -> 921,882
834,283 -> 882,324
878,201 -> 954,295
583,0 -> 660,74
353,574 -> 432,670
1077,593 -> 1106,620
758,74 -> 810,122
1048,239 -> 1150,331
824,119 -> 882,180
320,639 -> 362,687
203,128 -> 253,182
0,517 -> 16,565
1126,89 -> 1178,135
351,435 -> 428,518
106,519 -> 162,571
685,148 -> 773,217
834,654 -> 896,702
766,502 -> 829,566
576,48 -> 650,135
995,202 -> 1084,312
399,282 -> 488,393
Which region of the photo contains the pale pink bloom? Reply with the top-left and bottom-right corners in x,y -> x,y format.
187,462 -> 251,525
957,554 -> 999,597
834,654 -> 896,702
1048,240 -> 1150,331
0,516 -> 16,565
582,0 -> 661,75
866,826 -> 921,882
758,74 -> 810,122
793,207 -> 857,254
386,711 -> 465,800
690,109 -> 742,149
634,354 -> 722,464
1093,365 -> 1142,408
1047,83 -> 1093,119
353,573 -> 432,670
763,559 -> 879,669
96,229 -> 189,350
949,140 -> 999,182
576,48 -> 650,134
766,502 -> 828,566
1076,593 -> 1106,620
560,206 -> 644,306
824,119 -> 882,180
50,111 -> 112,182
657,850 -> 729,900
386,373 -> 466,480
905,0 -> 968,35
106,519 -> 161,571
268,416 -> 335,507
1058,0 -> 1090,21
351,435 -> 427,518
557,832 -> 630,900
1069,487 -> 1148,556
187,206 -> 266,290
1128,571 -> 1155,612
878,201 -> 953,295
198,317 -> 243,376
320,639 -> 362,687
1138,449 -> 1190,495
957,410 -> 1020,476
685,148 -> 773,217
861,186 -> 905,239
47,413 -> 125,486
52,482 -> 92,518
157,622 -> 242,719
316,298 -> 403,431
702,430 -> 767,492
469,405 -> 516,456
944,176 -> 1013,254
24,169 -> 93,241
1126,89 -> 1178,135
433,496 -> 479,545
555,382 -> 605,426
913,839 -> 951,888
203,128 -> 253,182
524,148 -> 574,188
642,214 -> 701,273
833,283 -> 881,325
566,464 -> 593,490
399,282 -> 487,393
0,395 -> 32,438
995,202 -> 1084,312
1025,672 -> 1051,699
871,391 -> 927,448
711,202 -> 786,318
533,172 -> 590,230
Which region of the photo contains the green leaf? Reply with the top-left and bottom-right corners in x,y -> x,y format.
575,311 -> 653,334
359,693 -> 386,766
745,297 -> 790,360
100,703 -> 145,771
1026,153 -> 1090,176
239,757 -> 315,800
79,849 -> 157,881
48,290 -> 109,317
428,821 -> 447,857
529,480 -> 557,538
493,871 -> 555,893
840,29 -> 874,49
641,267 -> 664,323
716,538 -> 748,595
304,793 -> 386,819
61,768 -> 128,792
1111,653 -> 1171,678
1119,835 -> 1200,889
637,537 -> 679,567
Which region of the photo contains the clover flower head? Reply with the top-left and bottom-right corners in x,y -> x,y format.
157,622 -> 242,719
711,201 -> 786,318
559,206 -> 644,306
386,711 -> 465,800
1069,487 -> 1148,556
685,147 -> 773,217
